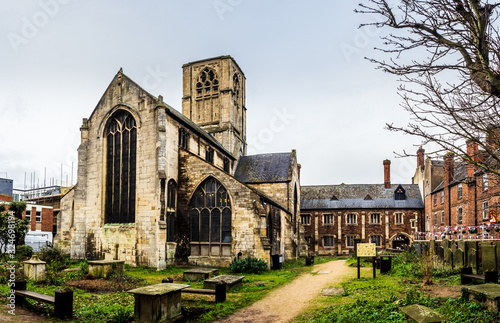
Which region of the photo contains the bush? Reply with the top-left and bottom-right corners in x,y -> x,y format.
16,245 -> 33,260
39,246 -> 67,271
229,256 -> 267,274
80,259 -> 89,275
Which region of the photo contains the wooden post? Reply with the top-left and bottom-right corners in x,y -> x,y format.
54,288 -> 73,319
357,257 -> 361,279
14,280 -> 26,307
461,267 -> 472,285
215,282 -> 226,303
372,257 -> 376,279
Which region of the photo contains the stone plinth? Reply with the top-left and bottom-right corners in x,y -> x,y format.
88,260 -> 124,278
400,304 -> 446,323
23,256 -> 46,282
128,283 -> 189,323
203,275 -> 244,291
183,268 -> 219,281
463,284 -> 500,311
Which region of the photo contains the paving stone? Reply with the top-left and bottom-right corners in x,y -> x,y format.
321,287 -> 344,296
400,304 -> 446,323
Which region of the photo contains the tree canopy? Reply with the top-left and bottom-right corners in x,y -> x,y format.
357,0 -> 500,175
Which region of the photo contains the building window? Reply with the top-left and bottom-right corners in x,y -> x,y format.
483,201 -> 489,220
458,206 -> 463,223
206,147 -> 214,164
196,67 -> 219,97
441,211 -> 444,225
346,213 -> 357,224
36,211 -> 41,223
25,210 -> 31,222
167,179 -> 177,242
440,191 -> 444,204
189,177 -> 231,257
323,214 -> 334,225
346,235 -> 356,247
394,185 -> 406,200
323,236 -> 334,247
104,110 -> 137,224
433,194 -> 437,206
483,174 -> 489,190
410,219 -> 417,229
179,128 -> 189,150
370,213 -> 381,225
458,183 -> 463,199
223,157 -> 230,172
395,212 -> 403,225
301,214 -> 311,225
370,235 -> 381,246
433,212 -> 437,226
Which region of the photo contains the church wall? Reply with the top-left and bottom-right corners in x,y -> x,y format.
177,149 -> 272,267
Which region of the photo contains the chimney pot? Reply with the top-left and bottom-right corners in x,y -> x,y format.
383,159 -> 391,189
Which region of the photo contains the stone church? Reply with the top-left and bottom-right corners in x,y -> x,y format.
55,56 -> 303,269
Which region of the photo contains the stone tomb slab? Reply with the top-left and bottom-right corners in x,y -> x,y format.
203,275 -> 244,291
88,260 -> 124,279
321,287 -> 344,296
463,284 -> 500,311
400,304 -> 446,323
183,268 -> 219,281
128,283 -> 189,323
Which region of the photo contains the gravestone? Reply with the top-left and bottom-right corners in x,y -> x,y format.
442,239 -> 450,250
437,247 -> 444,262
444,247 -> 453,268
454,248 -> 464,268
468,248 -> 479,274
415,243 -> 422,257
482,243 -> 497,272
495,242 -> 500,272
203,275 -> 244,291
458,241 -> 467,265
23,256 -> 46,282
183,268 -> 219,281
429,240 -> 436,254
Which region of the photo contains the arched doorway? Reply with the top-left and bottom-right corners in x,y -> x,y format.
391,233 -> 411,250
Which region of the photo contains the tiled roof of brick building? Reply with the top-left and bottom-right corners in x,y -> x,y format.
234,153 -> 291,183
301,184 -> 424,209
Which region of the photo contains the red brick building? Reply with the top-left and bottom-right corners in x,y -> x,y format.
413,142 -> 500,240
301,160 -> 424,256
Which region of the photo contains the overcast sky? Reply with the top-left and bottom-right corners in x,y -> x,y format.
0,0 -> 421,189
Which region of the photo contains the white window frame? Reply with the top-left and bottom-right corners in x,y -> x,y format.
441,211 -> 444,225
458,183 -> 463,199
25,210 -> 31,222
323,213 -> 334,225
370,213 -> 381,225
458,206 -> 463,223
395,212 -> 404,225
483,201 -> 489,220
484,174 -> 489,191
433,194 -> 437,205
433,212 -> 437,226
440,191 -> 444,204
346,213 -> 357,225
301,214 -> 311,225
323,236 -> 334,247
36,211 -> 41,223
410,219 -> 417,229
346,235 -> 357,248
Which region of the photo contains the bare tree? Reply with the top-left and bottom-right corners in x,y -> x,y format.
357,0 -> 500,175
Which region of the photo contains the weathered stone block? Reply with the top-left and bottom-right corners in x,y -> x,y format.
482,243 -> 497,272
88,260 -> 124,278
23,256 -> 46,282
400,304 -> 446,323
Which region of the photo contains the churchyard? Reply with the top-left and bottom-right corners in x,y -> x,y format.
1,243 -> 500,322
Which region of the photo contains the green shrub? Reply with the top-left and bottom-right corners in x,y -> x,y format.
39,246 -> 67,271
229,256 -> 267,274
79,259 -> 89,275
16,245 -> 33,260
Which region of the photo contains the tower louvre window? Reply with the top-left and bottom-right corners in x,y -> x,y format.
104,109 -> 137,224
196,67 -> 219,98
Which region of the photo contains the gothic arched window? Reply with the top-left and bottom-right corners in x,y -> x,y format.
195,67 -> 219,97
104,110 -> 137,223
167,179 -> 177,242
189,177 -> 231,257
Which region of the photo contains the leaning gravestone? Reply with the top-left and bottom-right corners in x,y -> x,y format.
482,243 -> 497,272
444,246 -> 453,268
454,248 -> 464,268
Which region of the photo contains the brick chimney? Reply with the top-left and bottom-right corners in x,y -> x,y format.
383,159 -> 391,189
417,146 -> 425,168
466,139 -> 479,177
443,153 -> 454,187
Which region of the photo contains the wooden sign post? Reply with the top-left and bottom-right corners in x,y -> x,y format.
356,243 -> 377,279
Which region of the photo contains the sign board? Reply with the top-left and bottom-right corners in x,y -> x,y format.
357,243 -> 376,257
489,210 -> 498,223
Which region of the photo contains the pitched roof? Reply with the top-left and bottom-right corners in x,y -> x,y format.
301,184 -> 424,210
234,153 -> 291,183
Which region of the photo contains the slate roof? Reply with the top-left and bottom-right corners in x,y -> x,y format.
301,184 -> 424,210
431,162 -> 468,193
234,153 -> 291,183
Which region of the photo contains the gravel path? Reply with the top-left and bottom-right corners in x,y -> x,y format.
216,259 -> 354,323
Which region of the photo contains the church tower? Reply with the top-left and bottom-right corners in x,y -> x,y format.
182,56 -> 247,159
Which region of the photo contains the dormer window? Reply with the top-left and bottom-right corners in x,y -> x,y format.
394,185 -> 406,200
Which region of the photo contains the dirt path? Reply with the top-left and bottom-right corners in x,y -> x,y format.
216,259 -> 355,323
